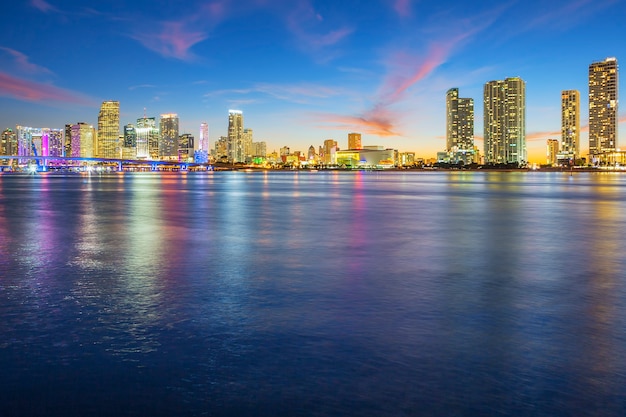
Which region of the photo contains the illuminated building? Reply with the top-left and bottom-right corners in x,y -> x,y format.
561,90 -> 580,159
348,132 -> 362,150
308,145 -> 316,161
136,117 -> 159,159
1,128 -> 17,156
336,148 -> 396,168
589,57 -> 618,157
322,139 -> 338,164
124,124 -> 137,148
243,128 -> 253,162
69,122 -> 95,157
213,136 -> 228,162
46,129 -> 63,157
446,88 -> 474,151
97,100 -> 120,158
227,110 -> 244,163
178,133 -> 194,162
159,114 -> 179,160
483,77 -> 526,164
547,139 -> 559,166
199,122 -> 209,152
398,152 -> 415,166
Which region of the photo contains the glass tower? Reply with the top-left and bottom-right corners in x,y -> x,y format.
446,88 -> 474,151
589,57 -> 618,156
97,101 -> 120,159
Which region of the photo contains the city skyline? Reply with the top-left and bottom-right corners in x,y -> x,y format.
0,0 -> 625,163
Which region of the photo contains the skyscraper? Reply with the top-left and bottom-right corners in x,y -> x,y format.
561,90 -> 580,159
227,110 -> 244,163
70,122 -> 95,158
1,128 -> 17,156
136,116 -> 159,159
446,88 -> 474,151
159,114 -> 179,160
348,132 -> 362,150
178,133 -> 194,162
199,122 -> 209,152
97,101 -> 120,158
589,57 -> 618,156
483,77 -> 526,164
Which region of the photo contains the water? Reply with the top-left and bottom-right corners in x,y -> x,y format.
1,170 -> 626,416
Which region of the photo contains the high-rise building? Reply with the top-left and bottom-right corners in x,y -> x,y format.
70,123 -> 95,158
227,110 -> 244,163
322,139 -> 338,164
348,132 -> 362,150
446,88 -> 474,151
589,57 -> 618,156
561,90 -> 580,159
1,128 -> 17,156
97,101 -> 120,158
46,129 -> 64,157
178,133 -> 194,162
124,124 -> 137,148
250,141 -> 267,158
483,77 -> 526,164
243,128 -> 253,162
308,145 -> 316,161
547,139 -> 559,166
136,116 -> 159,159
199,122 -> 209,152
159,114 -> 179,160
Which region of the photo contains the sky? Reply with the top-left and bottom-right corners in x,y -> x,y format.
0,0 -> 625,163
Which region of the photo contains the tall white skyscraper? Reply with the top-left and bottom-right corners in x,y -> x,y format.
228,110 -> 244,163
589,57 -> 618,156
199,122 -> 209,152
483,77 -> 526,164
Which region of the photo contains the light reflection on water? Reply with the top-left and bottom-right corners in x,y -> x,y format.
1,171 -> 626,416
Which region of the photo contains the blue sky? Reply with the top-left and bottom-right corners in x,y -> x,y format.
0,0 -> 625,162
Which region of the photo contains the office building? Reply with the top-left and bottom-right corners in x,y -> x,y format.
348,132 -> 362,150
589,57 -> 618,156
446,88 -> 474,151
483,77 -> 526,164
159,114 -> 179,160
178,133 -> 194,162
97,101 -> 120,158
199,122 -> 209,152
136,116 -> 159,159
1,128 -> 17,156
69,123 -> 95,158
322,139 -> 338,164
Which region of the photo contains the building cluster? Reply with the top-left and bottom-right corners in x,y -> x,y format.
440,57 -> 620,167
440,77 -> 527,166
0,102 -> 211,165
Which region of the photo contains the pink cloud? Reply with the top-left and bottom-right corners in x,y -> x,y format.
0,47 -> 53,75
131,21 -> 208,61
393,0 -> 412,18
0,71 -> 93,105
31,0 -> 59,13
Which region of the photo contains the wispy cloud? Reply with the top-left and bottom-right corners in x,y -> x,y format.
0,72 -> 94,105
130,21 -> 209,61
524,0 -> 619,31
30,0 -> 59,13
0,47 -> 53,75
393,0 -> 412,18
206,82 -> 343,104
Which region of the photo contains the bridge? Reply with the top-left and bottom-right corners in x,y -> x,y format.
0,155 -> 213,172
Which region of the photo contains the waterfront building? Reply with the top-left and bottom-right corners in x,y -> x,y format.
547,139 -> 559,166
178,133 -> 194,162
348,132 -> 362,150
243,128 -> 253,162
213,136 -> 229,162
159,114 -> 179,160
136,117 -> 159,159
336,148 -> 396,168
124,124 -> 137,148
227,110 -> 244,163
199,122 -> 209,153
308,145 -> 316,161
1,128 -> 17,156
398,152 -> 415,166
280,146 -> 290,157
322,139 -> 338,164
483,77 -> 526,165
70,122 -> 95,158
250,141 -> 267,158
97,101 -> 120,159
561,90 -> 580,160
589,57 -> 618,157
446,88 -> 474,151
